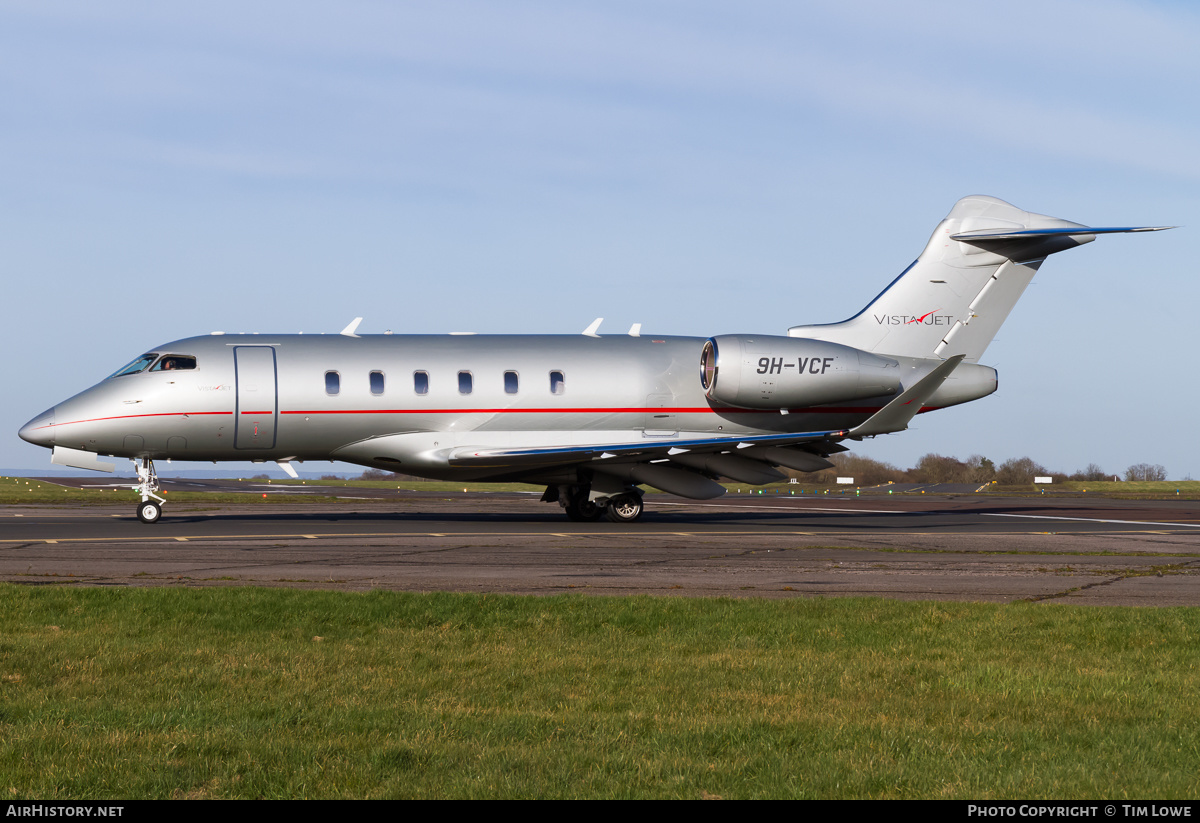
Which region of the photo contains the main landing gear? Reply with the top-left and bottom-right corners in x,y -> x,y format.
565,494 -> 603,522
550,484 -> 645,523
132,457 -> 165,524
604,493 -> 644,523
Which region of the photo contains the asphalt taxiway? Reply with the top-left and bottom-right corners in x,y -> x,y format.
3,484 -> 1200,605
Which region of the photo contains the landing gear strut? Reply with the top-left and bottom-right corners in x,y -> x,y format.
132,457 -> 165,524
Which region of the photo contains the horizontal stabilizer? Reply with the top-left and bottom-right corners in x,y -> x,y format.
850,355 -> 964,438
951,225 -> 1174,241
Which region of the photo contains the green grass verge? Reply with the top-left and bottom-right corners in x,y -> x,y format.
7,476 -> 1200,507
2,585 -> 1199,798
0,477 -> 544,506
1058,480 -> 1200,496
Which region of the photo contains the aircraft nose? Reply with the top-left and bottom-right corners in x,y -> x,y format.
18,407 -> 56,448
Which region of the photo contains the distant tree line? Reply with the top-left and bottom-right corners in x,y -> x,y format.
1124,463 -> 1168,482
793,453 -> 1172,486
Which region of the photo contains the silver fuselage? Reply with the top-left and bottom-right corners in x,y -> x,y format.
19,332 -> 995,483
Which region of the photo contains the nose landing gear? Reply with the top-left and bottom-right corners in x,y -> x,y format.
132,458 -> 165,524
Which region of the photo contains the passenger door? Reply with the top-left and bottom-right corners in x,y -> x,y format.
234,346 -> 278,449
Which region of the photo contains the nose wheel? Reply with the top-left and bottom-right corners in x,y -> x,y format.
137,500 -> 163,524
131,457 -> 165,524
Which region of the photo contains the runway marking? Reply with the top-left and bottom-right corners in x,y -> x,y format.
175,537 -> 188,542
3,514 -> 132,519
3,528 -> 1197,545
653,501 -> 905,514
984,513 -> 1200,529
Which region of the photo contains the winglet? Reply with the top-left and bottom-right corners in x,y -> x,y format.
850,355 -> 965,437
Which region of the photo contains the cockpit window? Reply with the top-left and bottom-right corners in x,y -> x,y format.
150,355 -> 197,372
107,353 -> 158,379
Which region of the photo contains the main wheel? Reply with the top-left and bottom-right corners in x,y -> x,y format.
565,498 -> 603,522
605,494 -> 643,523
136,500 -> 162,524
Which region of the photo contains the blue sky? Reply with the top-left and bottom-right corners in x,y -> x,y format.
3,1 -> 1197,477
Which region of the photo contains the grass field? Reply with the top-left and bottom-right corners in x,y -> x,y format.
0,476 -> 548,506
2,585 -> 1199,799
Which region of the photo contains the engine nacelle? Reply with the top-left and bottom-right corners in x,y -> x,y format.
700,335 -> 902,409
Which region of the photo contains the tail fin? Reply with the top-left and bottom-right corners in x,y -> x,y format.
789,195 -> 1171,363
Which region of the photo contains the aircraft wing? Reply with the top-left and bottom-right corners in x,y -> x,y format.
446,427 -> 850,469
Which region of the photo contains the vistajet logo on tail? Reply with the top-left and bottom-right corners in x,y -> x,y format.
874,309 -> 953,326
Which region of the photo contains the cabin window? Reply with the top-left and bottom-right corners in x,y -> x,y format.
325,371 -> 340,395
414,371 -> 429,395
370,371 -> 385,395
504,371 -> 519,394
458,371 -> 473,394
107,353 -> 158,379
550,370 -> 565,395
151,355 -> 197,372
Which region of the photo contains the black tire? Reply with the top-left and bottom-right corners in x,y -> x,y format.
136,500 -> 162,524
565,498 -> 603,522
605,494 -> 643,523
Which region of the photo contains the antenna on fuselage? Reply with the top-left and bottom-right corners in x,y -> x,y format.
340,317 -> 363,337
582,318 -> 603,337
